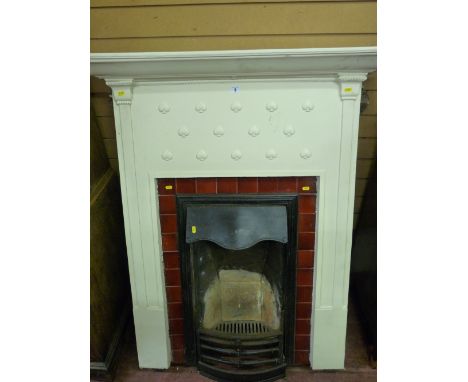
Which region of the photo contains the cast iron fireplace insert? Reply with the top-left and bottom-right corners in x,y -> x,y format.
176,194 -> 298,382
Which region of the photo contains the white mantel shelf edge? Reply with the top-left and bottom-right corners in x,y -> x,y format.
91,47 -> 376,80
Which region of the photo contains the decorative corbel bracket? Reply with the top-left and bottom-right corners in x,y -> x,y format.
105,78 -> 134,105
337,73 -> 368,100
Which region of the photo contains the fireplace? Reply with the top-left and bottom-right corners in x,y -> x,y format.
90,47 -> 377,373
176,194 -> 298,381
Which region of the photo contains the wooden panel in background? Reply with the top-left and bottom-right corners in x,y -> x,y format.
109,158 -> 120,172
92,96 -> 114,117
356,159 -> 374,179
103,138 -> 118,159
91,76 -> 111,94
359,115 -> 376,138
355,179 -> 367,197
91,3 -> 376,38
354,196 -> 363,214
92,34 -> 376,52
362,90 -> 376,115
364,71 -> 377,91
357,138 -> 376,159
98,117 -> 116,139
92,0 -> 375,7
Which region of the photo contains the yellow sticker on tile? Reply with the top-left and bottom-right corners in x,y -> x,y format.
117,90 -> 125,96
192,226 -> 197,234
344,87 -> 353,93
302,186 -> 310,191
165,185 -> 173,190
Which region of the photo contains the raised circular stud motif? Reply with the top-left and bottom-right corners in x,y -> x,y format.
283,125 -> 295,137
230,102 -> 242,113
196,150 -> 208,161
158,102 -> 171,114
161,150 -> 173,161
302,101 -> 315,112
266,101 -> 278,112
213,126 -> 225,137
231,150 -> 242,161
178,127 -> 190,138
195,102 -> 207,113
248,125 -> 260,137
300,149 -> 312,159
265,149 -> 278,160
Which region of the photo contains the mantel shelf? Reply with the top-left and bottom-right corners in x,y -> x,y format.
90,47 -> 377,81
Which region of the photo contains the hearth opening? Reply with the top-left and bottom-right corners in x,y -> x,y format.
177,195 -> 298,382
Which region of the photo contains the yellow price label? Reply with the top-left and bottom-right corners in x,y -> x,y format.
344,87 -> 353,93
164,185 -> 173,190
302,186 -> 310,191
192,226 -> 197,234
117,90 -> 125,96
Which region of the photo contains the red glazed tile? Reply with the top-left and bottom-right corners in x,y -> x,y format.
217,177 -> 238,193
158,178 -> 175,195
299,214 -> 316,233
166,286 -> 182,303
297,269 -> 313,286
162,234 -> 178,251
169,318 -> 184,334
258,177 -> 278,192
176,178 -> 196,194
163,251 -> 180,269
298,195 -> 316,214
159,195 -> 176,214
298,232 -> 315,250
238,177 -> 258,193
171,349 -> 185,365
277,177 -> 297,192
196,178 -> 217,193
170,334 -> 185,349
298,177 -> 317,194
294,350 -> 310,365
296,303 -> 312,318
160,214 -> 177,234
295,335 -> 310,350
165,268 -> 181,286
297,250 -> 314,268
295,319 -> 311,335
168,302 -> 183,319
297,286 -> 313,303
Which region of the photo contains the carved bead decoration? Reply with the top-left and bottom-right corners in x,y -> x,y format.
283,125 -> 295,137
158,102 -> 171,114
266,101 -> 278,112
248,125 -> 260,137
161,150 -> 173,161
195,102 -> 207,113
231,150 -> 242,161
230,102 -> 242,113
265,149 -> 278,160
178,127 -> 190,138
213,126 -> 225,137
300,149 -> 312,159
196,150 -> 208,161
302,101 -> 315,112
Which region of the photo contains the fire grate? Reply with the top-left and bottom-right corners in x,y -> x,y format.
214,321 -> 272,336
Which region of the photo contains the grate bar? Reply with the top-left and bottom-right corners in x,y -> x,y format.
214,320 -> 271,335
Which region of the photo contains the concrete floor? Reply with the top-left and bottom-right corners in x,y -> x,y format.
95,298 -> 376,382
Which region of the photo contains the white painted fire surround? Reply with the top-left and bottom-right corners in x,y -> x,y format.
90,47 -> 377,370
